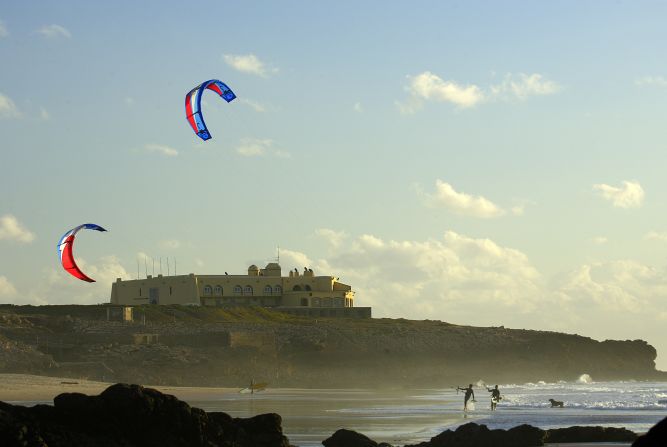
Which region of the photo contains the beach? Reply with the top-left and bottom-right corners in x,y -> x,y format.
2,374 -> 664,446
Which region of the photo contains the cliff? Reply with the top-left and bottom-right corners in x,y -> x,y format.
0,305 -> 663,387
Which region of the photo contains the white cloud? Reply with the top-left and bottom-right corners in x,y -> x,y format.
490,73 -> 560,99
0,276 -> 17,297
422,180 -> 506,218
315,228 -> 348,249
645,231 -> 667,242
145,143 -> 178,157
593,180 -> 644,208
0,93 -> 21,119
592,236 -> 608,245
223,53 -> 275,77
159,239 -> 181,250
37,24 -> 71,39
635,76 -> 667,88
39,106 -> 50,120
399,71 -> 559,113
0,20 -> 8,38
235,138 -> 290,158
353,102 -> 363,112
0,215 -> 35,243
239,98 -> 266,112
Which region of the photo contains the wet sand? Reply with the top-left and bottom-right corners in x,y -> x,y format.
0,374 -> 637,446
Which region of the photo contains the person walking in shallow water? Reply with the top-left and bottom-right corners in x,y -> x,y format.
457,384 -> 475,411
487,385 -> 501,410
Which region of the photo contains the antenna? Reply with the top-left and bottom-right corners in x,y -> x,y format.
175,257 -> 177,276
144,256 -> 148,278
137,259 -> 139,280
167,257 -> 170,276
276,245 -> 280,263
152,258 -> 155,276
160,257 -> 163,275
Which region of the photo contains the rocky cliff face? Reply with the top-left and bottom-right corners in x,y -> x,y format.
0,305 -> 663,387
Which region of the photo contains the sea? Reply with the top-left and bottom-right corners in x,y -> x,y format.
189,376 -> 667,447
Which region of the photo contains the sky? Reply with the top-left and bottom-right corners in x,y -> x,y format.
1,1 -> 667,370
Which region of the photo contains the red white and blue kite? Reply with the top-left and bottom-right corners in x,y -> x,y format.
185,79 -> 236,141
57,224 -> 107,282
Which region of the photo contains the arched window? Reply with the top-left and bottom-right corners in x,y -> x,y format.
244,285 -> 253,296
292,285 -> 302,291
263,285 -> 272,295
233,285 -> 242,295
203,285 -> 212,296
274,285 -> 282,294
305,285 -> 312,291
214,285 -> 223,296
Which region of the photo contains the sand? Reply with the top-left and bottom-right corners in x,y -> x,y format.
0,373 -> 237,403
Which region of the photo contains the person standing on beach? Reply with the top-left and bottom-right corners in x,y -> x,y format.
457,384 -> 475,411
487,385 -> 501,410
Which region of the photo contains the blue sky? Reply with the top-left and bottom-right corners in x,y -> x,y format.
2,1 -> 667,370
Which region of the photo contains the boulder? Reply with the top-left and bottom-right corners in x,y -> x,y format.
0,383 -> 294,447
323,428 -> 378,447
545,425 -> 637,443
633,416 -> 667,446
405,422 -> 545,447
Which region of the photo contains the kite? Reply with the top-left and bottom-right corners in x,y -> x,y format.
57,224 -> 107,282
185,79 -> 236,141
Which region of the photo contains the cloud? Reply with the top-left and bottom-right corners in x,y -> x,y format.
0,276 -> 17,297
159,239 -> 181,250
37,24 -> 71,39
490,73 -> 560,99
223,54 -> 275,77
593,180 -> 644,208
0,215 -> 35,243
398,71 -> 559,114
145,143 -> 178,157
635,76 -> 667,88
235,138 -> 290,158
645,231 -> 667,242
421,180 -> 506,218
353,102 -> 363,112
315,228 -> 348,249
0,93 -> 21,119
239,98 -> 266,112
592,236 -> 608,245
0,20 -> 8,38
39,107 -> 50,120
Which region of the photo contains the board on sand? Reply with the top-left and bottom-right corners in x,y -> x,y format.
466,400 -> 476,411
239,382 -> 268,394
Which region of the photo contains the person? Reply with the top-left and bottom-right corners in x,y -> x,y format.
457,384 -> 475,411
487,385 -> 501,410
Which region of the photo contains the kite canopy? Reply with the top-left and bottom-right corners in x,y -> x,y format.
185,79 -> 236,141
57,223 -> 107,283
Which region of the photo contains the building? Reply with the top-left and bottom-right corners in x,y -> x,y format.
110,263 -> 371,318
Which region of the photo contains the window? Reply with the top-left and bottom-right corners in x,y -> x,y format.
233,285 -> 242,295
169,286 -> 172,296
214,285 -> 223,296
203,285 -> 212,296
292,285 -> 302,291
244,285 -> 253,296
300,298 -> 309,307
139,288 -> 142,297
274,285 -> 282,294
305,285 -> 312,291
263,285 -> 272,295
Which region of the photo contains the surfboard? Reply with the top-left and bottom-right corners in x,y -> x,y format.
239,382 -> 268,394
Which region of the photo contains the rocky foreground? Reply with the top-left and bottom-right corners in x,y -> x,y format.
1,384 -> 665,447
1,304 -> 665,387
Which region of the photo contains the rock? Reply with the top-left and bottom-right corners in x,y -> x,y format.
404,422 -> 545,447
633,416 -> 667,446
323,428 -> 378,447
0,383 -> 294,447
545,425 -> 637,443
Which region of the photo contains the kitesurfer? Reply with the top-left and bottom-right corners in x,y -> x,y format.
457,384 -> 475,411
487,385 -> 501,410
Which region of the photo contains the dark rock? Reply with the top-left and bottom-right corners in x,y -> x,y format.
0,383 -> 294,447
633,416 -> 667,446
323,428 -> 379,447
546,425 -> 637,443
404,422 -> 545,447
